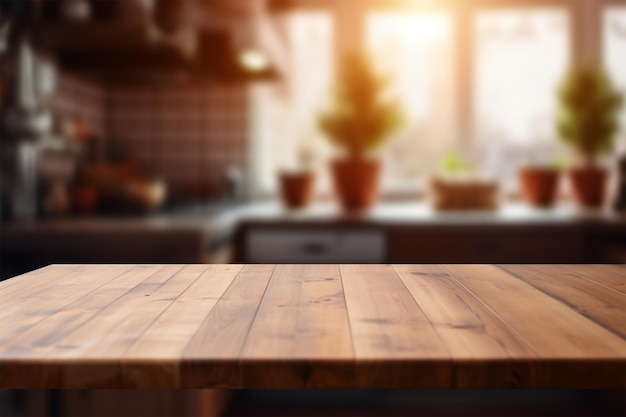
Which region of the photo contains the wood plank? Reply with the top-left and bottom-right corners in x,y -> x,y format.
599,264 -> 626,271
0,264 -> 61,290
122,264 -> 244,388
2,264 -> 625,390
0,264 -> 121,305
0,264 -> 81,288
0,265 -> 181,388
393,264 -> 538,388
499,265 -> 626,338
562,264 -> 626,294
0,264 -> 134,346
0,265 -> 169,355
239,264 -> 355,388
45,264 -> 187,352
182,265 -> 275,389
442,264 -> 626,388
33,264 -> 196,388
340,264 -> 451,388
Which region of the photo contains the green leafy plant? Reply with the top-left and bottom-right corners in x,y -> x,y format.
439,151 -> 476,177
318,50 -> 404,158
556,66 -> 624,165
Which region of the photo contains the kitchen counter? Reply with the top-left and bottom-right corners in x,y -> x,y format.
227,200 -> 626,225
2,201 -> 623,235
0,216 -> 214,279
232,202 -> 626,264
1,263 -> 624,389
1,202 -> 624,276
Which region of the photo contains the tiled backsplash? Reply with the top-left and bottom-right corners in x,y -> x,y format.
45,72 -> 249,202
44,73 -> 107,159
106,84 -> 248,201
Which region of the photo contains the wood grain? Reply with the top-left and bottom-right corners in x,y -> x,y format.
44,264 -> 200,388
239,264 -> 354,388
58,265 -> 194,388
0,264 -> 77,293
562,264 -> 626,294
341,264 -> 451,388
393,264 -> 538,388
0,264 -> 129,311
1,264 -> 624,389
1,266 -> 168,355
182,264 -> 274,388
0,264 -> 154,388
122,264 -> 243,388
442,264 -> 626,388
0,264 -> 134,346
498,264 -> 626,337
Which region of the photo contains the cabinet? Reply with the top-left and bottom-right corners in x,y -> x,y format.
236,219 -> 624,264
387,225 -> 585,263
244,228 -> 386,263
0,221 -> 211,280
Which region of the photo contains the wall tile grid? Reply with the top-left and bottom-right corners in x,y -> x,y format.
43,73 -> 107,158
106,85 -> 248,201
41,70 -> 249,202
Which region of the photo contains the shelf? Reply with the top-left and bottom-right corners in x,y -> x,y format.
36,23 -> 157,52
32,22 -> 194,82
30,23 -> 279,85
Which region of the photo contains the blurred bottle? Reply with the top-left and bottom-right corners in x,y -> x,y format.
224,166 -> 246,203
43,180 -> 70,217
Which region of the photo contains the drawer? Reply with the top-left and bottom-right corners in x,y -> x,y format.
245,228 -> 386,263
388,227 -> 585,263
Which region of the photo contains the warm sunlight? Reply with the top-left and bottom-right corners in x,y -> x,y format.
368,12 -> 456,185
604,6 -> 626,151
0,0 -> 625,413
474,9 -> 570,171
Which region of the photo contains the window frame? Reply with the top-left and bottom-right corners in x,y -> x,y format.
253,0 -> 618,198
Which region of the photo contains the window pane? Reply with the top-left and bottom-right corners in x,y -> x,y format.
367,12 -> 456,189
474,9 -> 570,175
603,6 -> 626,151
251,12 -> 334,194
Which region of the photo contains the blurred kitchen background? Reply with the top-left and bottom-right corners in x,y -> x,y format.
0,0 -> 625,279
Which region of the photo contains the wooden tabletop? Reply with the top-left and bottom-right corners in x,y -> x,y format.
1,264 -> 624,389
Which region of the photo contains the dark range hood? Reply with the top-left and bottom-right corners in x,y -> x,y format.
5,0 -> 283,85
32,25 -> 280,85
193,30 -> 280,83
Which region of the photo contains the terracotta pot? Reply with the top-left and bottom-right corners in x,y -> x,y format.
279,172 -> 315,209
519,167 -> 560,208
331,158 -> 380,211
569,166 -> 608,208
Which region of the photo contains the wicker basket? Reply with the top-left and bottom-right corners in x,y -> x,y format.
430,177 -> 500,211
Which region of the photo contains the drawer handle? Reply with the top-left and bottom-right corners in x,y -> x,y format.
301,242 -> 329,255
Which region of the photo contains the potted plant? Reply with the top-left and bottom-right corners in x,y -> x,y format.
556,66 -> 623,208
431,152 -> 500,211
279,146 -> 316,210
518,156 -> 564,208
519,166 -> 560,208
318,51 -> 404,211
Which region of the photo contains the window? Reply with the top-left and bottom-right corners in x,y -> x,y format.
367,12 -> 456,189
474,9 -> 570,177
250,12 -> 334,195
603,5 -> 626,153
250,2 -> 620,197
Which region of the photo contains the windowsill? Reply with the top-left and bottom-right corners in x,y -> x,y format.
250,188 -> 585,204
236,198 -> 624,225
